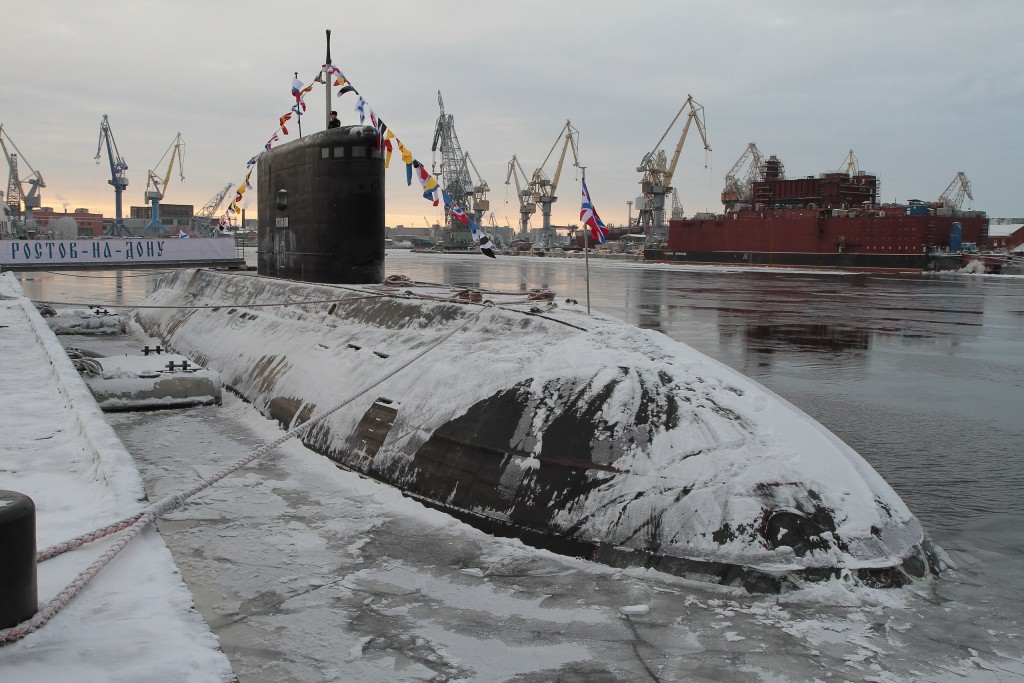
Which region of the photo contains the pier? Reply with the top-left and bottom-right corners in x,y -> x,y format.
0,271 -> 231,676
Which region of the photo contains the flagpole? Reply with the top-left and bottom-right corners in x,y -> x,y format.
295,71 -> 303,138
581,166 -> 591,315
325,29 -> 333,130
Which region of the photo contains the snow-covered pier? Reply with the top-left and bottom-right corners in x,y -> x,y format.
0,272 -> 231,680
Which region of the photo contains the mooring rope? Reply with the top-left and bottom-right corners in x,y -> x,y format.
31,293 -> 393,310
30,273 -> 560,312
0,303 -> 489,645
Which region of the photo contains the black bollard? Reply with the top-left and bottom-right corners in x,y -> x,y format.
0,490 -> 37,629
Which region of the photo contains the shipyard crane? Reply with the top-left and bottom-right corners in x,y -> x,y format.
637,94 -> 710,240
721,142 -> 764,211
1,124 -> 46,235
505,155 -> 536,238
192,182 -> 233,236
142,133 -> 185,236
463,151 -> 490,226
670,188 -> 685,220
838,149 -> 860,176
530,120 -> 580,247
486,213 -> 501,243
937,171 -> 974,210
431,91 -> 475,245
94,114 -> 131,236
1,194 -> 11,240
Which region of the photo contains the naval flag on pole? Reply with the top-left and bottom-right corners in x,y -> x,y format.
581,178 -> 609,244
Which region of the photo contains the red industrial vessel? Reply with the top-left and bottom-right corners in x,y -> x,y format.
646,155 -> 988,272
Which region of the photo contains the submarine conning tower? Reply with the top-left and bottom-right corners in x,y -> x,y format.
257,125 -> 385,284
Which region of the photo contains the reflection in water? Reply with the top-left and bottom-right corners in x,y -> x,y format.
744,323 -> 870,352
15,269 -> 170,308
635,305 -> 663,332
442,261 -> 480,290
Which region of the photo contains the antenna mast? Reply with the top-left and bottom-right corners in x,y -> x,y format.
325,29 -> 332,129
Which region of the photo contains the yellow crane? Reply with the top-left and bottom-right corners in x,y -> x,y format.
504,155 -> 536,239
637,95 -> 710,238
937,171 -> 974,210
721,142 -> 764,211
463,151 -> 490,225
143,133 -> 185,236
837,149 -> 860,176
530,120 -> 580,247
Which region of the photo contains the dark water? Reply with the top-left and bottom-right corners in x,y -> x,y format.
380,256 -> 1024,539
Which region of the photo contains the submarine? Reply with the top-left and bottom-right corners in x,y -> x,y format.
133,125 -> 941,591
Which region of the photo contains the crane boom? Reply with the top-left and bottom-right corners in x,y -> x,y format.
530,120 -> 580,246
192,182 -> 233,236
663,97 -> 709,190
431,91 -> 475,246
938,171 -> 973,211
2,139 -> 20,218
1,124 -> 46,229
838,149 -> 860,176
721,142 -> 764,210
145,133 -> 186,200
143,133 -> 186,236
94,114 -> 131,236
637,95 -> 710,240
463,151 -> 490,224
504,155 -> 535,238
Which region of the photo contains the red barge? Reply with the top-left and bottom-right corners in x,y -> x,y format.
645,155 -> 988,272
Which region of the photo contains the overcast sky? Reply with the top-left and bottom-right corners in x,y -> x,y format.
3,0 -> 1021,232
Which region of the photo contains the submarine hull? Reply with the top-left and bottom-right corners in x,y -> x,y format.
134,269 -> 940,591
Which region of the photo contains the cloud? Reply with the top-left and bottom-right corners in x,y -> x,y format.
2,0 -> 1021,228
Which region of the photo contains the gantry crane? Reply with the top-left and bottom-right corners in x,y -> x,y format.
431,91 -> 475,246
637,94 -> 710,240
142,133 -> 185,236
530,120 -> 580,247
721,142 -> 764,211
463,151 -> 490,226
192,182 -> 233,236
1,124 -> 46,236
94,114 -> 131,236
937,171 -> 973,210
505,155 -> 535,239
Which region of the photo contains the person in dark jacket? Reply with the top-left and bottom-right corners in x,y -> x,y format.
328,111 -> 340,129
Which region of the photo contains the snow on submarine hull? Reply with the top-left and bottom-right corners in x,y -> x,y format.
134,268 -> 940,591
